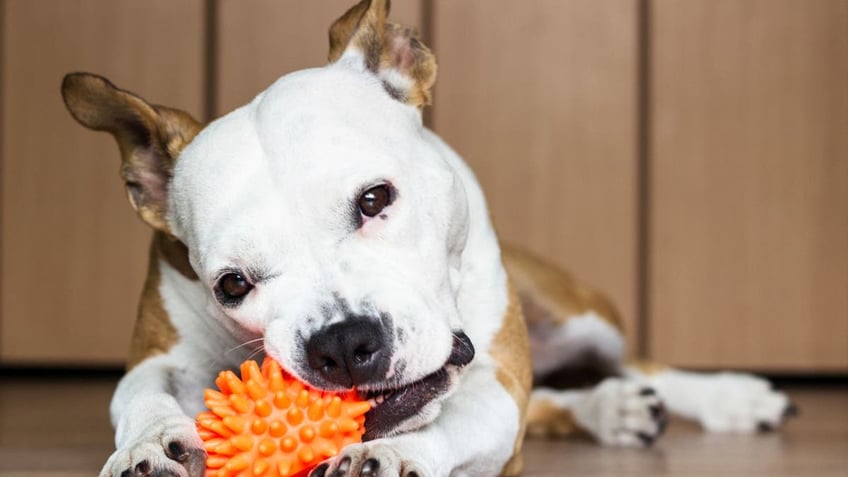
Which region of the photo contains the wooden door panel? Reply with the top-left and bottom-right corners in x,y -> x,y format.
432,0 -> 641,351
1,0 -> 205,364
648,0 -> 848,370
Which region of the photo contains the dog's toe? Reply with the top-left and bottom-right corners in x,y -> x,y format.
576,378 -> 669,447
101,416 -> 205,477
697,373 -> 794,433
318,442 -> 428,477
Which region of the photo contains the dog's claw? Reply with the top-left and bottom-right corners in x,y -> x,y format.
318,442 -> 428,477
757,421 -> 774,432
137,460 -> 151,476
166,441 -> 187,461
311,463 -> 329,477
360,458 -> 380,477
784,402 -> 800,418
636,431 -> 656,447
639,387 -> 657,397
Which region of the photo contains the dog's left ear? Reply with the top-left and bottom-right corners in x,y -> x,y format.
61,73 -> 202,233
328,0 -> 436,108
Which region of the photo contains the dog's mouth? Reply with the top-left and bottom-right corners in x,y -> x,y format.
358,332 -> 475,440
358,365 -> 451,440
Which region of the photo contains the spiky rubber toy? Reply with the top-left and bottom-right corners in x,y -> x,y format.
196,358 -> 370,477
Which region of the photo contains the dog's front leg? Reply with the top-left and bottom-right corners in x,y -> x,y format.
101,354 -> 207,477
313,366 -> 521,477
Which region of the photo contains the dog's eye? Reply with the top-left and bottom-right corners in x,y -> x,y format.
358,184 -> 392,218
216,272 -> 253,306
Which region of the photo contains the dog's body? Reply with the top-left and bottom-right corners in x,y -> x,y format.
62,2 -> 794,476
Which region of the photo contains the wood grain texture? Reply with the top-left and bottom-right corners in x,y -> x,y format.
431,1 -> 640,352
0,0 -> 205,364
648,0 -> 848,371
215,0 -> 423,116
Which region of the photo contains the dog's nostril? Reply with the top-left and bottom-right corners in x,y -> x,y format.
354,347 -> 375,364
321,357 -> 338,369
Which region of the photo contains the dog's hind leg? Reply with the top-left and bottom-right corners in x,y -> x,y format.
501,245 -> 628,383
527,379 -> 667,446
625,362 -> 798,433
503,244 -> 797,444
502,245 -> 669,446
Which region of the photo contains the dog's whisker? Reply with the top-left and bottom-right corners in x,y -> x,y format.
245,345 -> 267,363
225,337 -> 265,355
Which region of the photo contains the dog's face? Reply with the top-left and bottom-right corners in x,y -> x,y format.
62,0 -> 475,439
171,64 -> 473,437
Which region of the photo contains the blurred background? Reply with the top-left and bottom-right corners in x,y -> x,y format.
0,0 -> 846,376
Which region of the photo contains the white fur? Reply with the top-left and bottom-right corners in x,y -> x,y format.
630,368 -> 791,433
530,311 -> 625,377
103,52 -> 521,476
532,378 -> 664,447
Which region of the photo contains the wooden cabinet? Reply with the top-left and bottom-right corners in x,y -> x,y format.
647,0 -> 848,371
0,0 -> 205,364
1,0 -> 845,372
431,0 -> 641,353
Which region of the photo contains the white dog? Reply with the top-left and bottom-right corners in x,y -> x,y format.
62,1 -> 795,476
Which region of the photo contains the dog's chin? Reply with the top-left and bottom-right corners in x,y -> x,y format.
358,364 -> 465,440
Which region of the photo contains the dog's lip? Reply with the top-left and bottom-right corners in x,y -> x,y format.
356,332 -> 475,440
358,365 -> 452,441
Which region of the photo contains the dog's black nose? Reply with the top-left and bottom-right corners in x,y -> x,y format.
306,318 -> 390,387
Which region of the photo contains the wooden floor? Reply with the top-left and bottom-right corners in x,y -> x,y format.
0,375 -> 846,477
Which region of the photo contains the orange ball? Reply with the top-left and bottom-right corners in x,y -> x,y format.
196,358 -> 370,477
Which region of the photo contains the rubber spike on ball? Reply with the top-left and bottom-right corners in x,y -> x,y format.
197,358 -> 370,477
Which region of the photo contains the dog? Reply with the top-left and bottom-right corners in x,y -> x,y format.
61,1 -> 795,476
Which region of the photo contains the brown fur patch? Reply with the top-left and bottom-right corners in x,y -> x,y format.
501,244 -> 624,332
62,73 -> 202,233
126,232 -> 180,370
379,23 -> 437,108
327,0 -> 437,108
328,0 -> 386,66
627,359 -> 668,375
489,280 -> 532,476
525,398 -> 580,438
154,232 -> 198,280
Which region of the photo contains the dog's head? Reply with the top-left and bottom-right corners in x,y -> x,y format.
62,0 -> 475,439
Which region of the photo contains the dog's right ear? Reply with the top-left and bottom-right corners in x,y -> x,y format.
329,0 -> 437,108
61,73 -> 202,233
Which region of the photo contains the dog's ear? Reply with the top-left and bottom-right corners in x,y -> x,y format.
328,0 -> 437,108
61,73 -> 202,233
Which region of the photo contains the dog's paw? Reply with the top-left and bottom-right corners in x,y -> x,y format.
310,442 -> 427,477
100,415 -> 205,477
696,373 -> 797,433
574,377 -> 668,447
